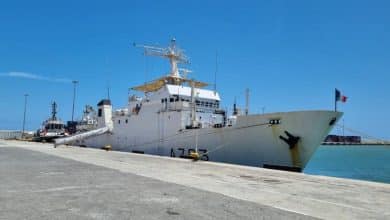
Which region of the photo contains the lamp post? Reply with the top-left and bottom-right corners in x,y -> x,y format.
22,94 -> 28,139
71,80 -> 78,122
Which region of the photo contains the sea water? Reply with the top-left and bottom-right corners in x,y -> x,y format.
304,145 -> 390,184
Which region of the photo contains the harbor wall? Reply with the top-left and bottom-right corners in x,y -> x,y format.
0,130 -> 22,140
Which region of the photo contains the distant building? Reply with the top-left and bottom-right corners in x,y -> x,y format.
0,130 -> 22,140
324,135 -> 361,143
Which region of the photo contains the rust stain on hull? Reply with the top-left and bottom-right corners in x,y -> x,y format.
290,144 -> 302,168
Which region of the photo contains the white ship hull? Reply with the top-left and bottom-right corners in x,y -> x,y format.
80,110 -> 342,171
58,39 -> 344,172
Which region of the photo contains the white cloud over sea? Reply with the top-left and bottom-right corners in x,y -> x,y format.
0,71 -> 71,83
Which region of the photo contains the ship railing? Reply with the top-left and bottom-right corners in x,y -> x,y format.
161,102 -> 217,112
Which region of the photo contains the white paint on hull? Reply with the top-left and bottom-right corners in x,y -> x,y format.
81,110 -> 342,170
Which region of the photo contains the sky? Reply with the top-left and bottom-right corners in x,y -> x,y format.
0,0 -> 389,140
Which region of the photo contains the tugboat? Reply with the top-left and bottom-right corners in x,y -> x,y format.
35,102 -> 68,142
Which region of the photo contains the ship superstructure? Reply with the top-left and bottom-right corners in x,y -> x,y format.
56,39 -> 342,172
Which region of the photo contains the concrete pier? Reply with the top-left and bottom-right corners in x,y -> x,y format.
1,140 -> 389,219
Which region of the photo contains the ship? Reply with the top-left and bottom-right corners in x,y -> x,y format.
34,102 -> 68,142
66,105 -> 98,135
56,39 -> 343,172
75,105 -> 98,133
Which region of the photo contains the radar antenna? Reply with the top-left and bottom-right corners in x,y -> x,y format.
133,38 -> 189,78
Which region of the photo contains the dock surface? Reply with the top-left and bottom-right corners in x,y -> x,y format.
1,140 -> 389,219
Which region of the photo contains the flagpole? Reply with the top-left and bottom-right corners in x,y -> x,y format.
335,88 -> 337,112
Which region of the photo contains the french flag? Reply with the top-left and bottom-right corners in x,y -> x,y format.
335,89 -> 348,103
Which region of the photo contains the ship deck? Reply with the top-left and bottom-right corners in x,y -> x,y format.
1,139 -> 389,219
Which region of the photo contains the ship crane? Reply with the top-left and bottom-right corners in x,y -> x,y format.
133,38 -> 190,78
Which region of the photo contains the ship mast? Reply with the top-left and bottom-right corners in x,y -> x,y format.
51,102 -> 58,121
131,39 -> 208,93
133,38 -> 189,78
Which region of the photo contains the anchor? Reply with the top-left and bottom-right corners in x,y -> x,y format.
279,131 -> 300,149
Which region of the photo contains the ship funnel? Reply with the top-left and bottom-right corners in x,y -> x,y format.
97,99 -> 113,131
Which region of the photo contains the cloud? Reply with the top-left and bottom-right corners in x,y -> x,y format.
0,72 -> 72,83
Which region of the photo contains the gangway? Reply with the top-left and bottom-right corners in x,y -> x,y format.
54,126 -> 110,147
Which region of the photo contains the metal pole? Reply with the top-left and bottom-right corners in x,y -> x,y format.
214,51 -> 218,94
190,80 -> 196,127
71,80 -> 78,121
335,88 -> 338,112
22,94 -> 28,139
245,88 -> 249,116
